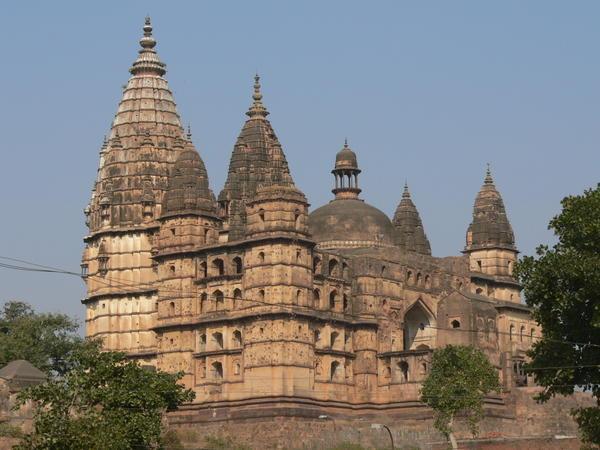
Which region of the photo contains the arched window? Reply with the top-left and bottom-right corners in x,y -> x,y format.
420,362 -> 427,375
330,331 -> 339,348
213,290 -> 224,310
212,361 -> 223,379
234,361 -> 241,375
425,275 -> 431,289
520,326 -> 525,342
509,324 -> 515,341
406,270 -> 413,285
451,320 -> 461,329
328,259 -> 339,277
258,289 -> 265,302
296,249 -> 302,263
313,256 -> 322,274
399,361 -> 409,382
258,252 -> 265,263
329,290 -> 337,310
169,301 -> 175,315
199,333 -> 206,352
313,289 -> 320,308
403,301 -> 435,350
416,272 -> 422,285
295,289 -> 302,305
233,257 -> 243,274
294,209 -> 301,229
233,288 -> 242,309
342,262 -> 350,279
200,292 -> 208,312
232,330 -> 242,347
343,294 -> 349,312
204,228 -> 210,243
345,333 -> 351,349
199,260 -> 207,278
330,361 -> 340,381
314,329 -> 320,344
212,332 -> 223,349
530,328 -> 535,341
258,209 -> 265,223
508,261 -> 514,275
212,258 -> 224,276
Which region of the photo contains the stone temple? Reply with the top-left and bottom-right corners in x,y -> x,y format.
81,18 -> 583,448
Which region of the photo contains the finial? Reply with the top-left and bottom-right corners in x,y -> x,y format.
484,163 -> 494,185
246,73 -> 269,118
140,16 -> 156,49
344,138 -> 349,149
186,124 -> 192,141
402,180 -> 411,198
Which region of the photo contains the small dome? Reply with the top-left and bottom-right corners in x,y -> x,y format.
309,198 -> 395,249
334,140 -> 358,170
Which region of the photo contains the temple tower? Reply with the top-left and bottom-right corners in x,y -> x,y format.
464,166 -> 520,302
392,182 -> 431,255
81,18 -> 188,362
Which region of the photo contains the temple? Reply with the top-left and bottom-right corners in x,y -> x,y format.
81,18 -> 570,448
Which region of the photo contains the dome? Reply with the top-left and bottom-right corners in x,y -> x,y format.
334,141 -> 359,170
309,198 -> 396,249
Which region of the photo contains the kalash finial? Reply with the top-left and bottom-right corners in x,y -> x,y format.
344,138 -> 349,148
246,73 -> 269,118
402,180 -> 411,198
140,16 -> 156,49
186,124 -> 192,141
484,163 -> 494,185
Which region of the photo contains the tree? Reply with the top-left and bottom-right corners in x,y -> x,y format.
16,340 -> 195,450
420,345 -> 501,449
0,300 -> 82,376
515,184 -> 600,446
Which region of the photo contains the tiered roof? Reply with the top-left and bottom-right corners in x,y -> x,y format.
392,183 -> 432,255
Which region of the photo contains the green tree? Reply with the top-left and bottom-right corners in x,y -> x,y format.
420,345 -> 501,449
0,300 -> 82,376
16,340 -> 195,450
515,184 -> 600,445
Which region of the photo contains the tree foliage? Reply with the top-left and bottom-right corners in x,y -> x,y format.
420,345 -> 501,447
515,184 -> 600,445
16,340 -> 195,450
0,300 -> 82,376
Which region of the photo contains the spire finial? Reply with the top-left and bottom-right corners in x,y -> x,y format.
129,16 -> 166,76
344,138 -> 348,148
246,73 -> 269,118
187,124 -> 192,141
484,163 -> 494,185
402,180 -> 411,198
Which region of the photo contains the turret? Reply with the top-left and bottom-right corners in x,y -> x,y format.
464,166 -> 520,302
392,182 -> 431,255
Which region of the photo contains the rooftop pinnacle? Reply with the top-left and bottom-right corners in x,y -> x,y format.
129,17 -> 166,76
246,74 -> 269,118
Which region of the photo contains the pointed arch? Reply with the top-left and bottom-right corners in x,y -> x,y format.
403,298 -> 436,351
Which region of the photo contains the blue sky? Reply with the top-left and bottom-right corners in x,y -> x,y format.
0,1 -> 598,325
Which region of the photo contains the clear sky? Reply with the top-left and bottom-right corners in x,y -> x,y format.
0,1 -> 598,326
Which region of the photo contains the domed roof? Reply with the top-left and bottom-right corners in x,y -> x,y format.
334,140 -> 359,170
309,198 -> 395,249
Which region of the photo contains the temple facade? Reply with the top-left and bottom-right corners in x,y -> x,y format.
82,18 -> 540,421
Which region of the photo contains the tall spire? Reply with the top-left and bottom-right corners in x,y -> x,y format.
246,74 -> 269,118
219,74 -> 296,241
129,17 -> 166,76
393,182 -> 431,255
465,166 -> 515,250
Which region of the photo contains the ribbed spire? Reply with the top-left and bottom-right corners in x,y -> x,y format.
129,17 -> 166,76
219,74 -> 296,240
393,182 -> 431,255
246,74 -> 269,118
465,166 -> 516,250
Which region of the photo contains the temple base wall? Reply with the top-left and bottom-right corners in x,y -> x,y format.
166,389 -> 592,449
